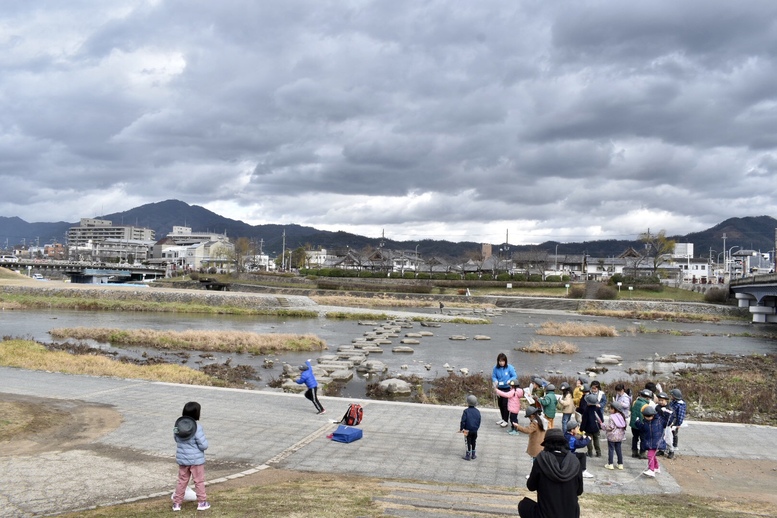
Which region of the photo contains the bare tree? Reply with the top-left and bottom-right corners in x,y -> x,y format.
640,229 -> 675,276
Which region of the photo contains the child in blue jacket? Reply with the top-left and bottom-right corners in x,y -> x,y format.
172,401 -> 210,512
565,420 -> 593,478
460,394 -> 482,460
635,406 -> 664,477
296,359 -> 325,414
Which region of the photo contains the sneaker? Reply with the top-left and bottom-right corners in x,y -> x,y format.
496,419 -> 505,425
463,452 -> 471,461
317,409 -> 326,415
667,451 -> 675,459
508,429 -> 519,435
582,470 -> 594,479
604,464 -> 614,470
172,503 -> 181,512
525,474 -> 530,479
471,452 -> 477,460
617,464 -> 624,470
197,501 -> 211,511
642,469 -> 656,477
654,467 -> 661,474
500,421 -> 509,428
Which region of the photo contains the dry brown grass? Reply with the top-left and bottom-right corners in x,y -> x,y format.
580,309 -> 723,322
48,327 -> 327,354
0,339 -> 226,386
536,321 -> 618,337
0,400 -> 35,441
516,339 -> 580,354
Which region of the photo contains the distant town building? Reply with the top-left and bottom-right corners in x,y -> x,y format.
66,218 -> 155,262
151,226 -> 235,272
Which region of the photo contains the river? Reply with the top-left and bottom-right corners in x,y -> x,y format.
2,307 -> 774,398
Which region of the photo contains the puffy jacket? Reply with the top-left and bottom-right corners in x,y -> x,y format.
496,387 -> 523,414
630,397 -> 651,428
635,417 -> 664,450
559,393 -> 576,414
565,430 -> 590,453
491,364 -> 517,390
175,422 -> 208,466
295,360 -> 318,388
603,412 -> 627,442
538,390 -> 557,418
460,406 -> 481,433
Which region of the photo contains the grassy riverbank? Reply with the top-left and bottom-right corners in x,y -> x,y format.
48,328 -> 327,354
0,339 -> 229,387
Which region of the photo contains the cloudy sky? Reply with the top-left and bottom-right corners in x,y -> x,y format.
2,1 -> 776,245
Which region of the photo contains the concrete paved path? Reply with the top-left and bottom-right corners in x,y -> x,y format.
1,366 -> 776,517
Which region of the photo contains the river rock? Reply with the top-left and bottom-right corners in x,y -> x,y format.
400,339 -> 420,345
361,345 -> 384,353
595,355 -> 622,365
473,335 -> 491,340
379,378 -> 412,394
281,379 -> 307,393
449,335 -> 468,340
330,370 -> 354,382
357,360 -> 387,374
418,331 -> 434,336
392,346 -> 415,353
405,332 -> 423,338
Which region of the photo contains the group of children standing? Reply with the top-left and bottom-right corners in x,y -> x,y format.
461,353 -> 688,480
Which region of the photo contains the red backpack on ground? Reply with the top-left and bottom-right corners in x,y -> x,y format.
341,404 -> 363,426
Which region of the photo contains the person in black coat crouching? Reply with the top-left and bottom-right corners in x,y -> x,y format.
518,428 -> 584,518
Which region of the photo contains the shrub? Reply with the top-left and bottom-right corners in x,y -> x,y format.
704,287 -> 729,304
513,274 -> 527,282
596,285 -> 618,299
480,273 -> 493,281
545,275 -> 562,282
189,272 -> 200,281
568,285 -> 585,299
609,273 -> 624,285
496,273 -> 511,281
446,273 -> 460,280
416,272 -> 431,280
464,273 -> 479,281
528,274 -> 543,282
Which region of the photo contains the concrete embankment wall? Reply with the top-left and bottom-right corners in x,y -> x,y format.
1,283 -> 748,318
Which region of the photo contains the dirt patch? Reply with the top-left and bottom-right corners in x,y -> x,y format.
0,393 -> 121,456
667,455 -> 777,507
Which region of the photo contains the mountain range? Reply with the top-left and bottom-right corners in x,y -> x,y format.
1,199 -> 775,260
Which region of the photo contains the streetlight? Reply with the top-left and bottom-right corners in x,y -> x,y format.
415,244 -> 419,277
555,244 -> 559,273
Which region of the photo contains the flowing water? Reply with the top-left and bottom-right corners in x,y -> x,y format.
2,307 -> 774,398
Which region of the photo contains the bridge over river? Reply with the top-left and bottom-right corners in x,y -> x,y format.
730,273 -> 777,323
0,259 -> 165,284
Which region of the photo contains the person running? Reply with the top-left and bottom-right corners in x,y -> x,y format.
296,359 -> 325,414
491,352 -> 517,428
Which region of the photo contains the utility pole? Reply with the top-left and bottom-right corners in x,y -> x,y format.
281,229 -> 286,271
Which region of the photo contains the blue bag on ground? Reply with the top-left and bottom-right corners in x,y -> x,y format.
332,425 -> 363,443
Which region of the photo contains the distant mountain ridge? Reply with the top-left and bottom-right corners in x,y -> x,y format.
1,199 -> 775,259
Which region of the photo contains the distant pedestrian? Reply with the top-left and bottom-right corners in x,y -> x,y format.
460,394 -> 481,460
518,428 -> 583,518
439,301 -> 445,314
602,401 -> 628,470
492,353 -> 518,427
296,359 -> 325,414
635,406 -> 664,477
496,380 -> 524,435
172,401 -> 210,512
